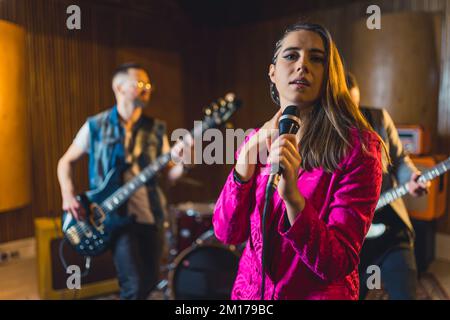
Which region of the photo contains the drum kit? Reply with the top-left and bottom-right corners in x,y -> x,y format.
156,202 -> 244,300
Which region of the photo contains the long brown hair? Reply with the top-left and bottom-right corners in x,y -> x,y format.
270,22 -> 388,172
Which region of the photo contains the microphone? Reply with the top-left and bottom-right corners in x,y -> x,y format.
261,105 -> 300,300
267,105 -> 301,190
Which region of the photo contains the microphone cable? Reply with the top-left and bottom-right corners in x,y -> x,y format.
260,106 -> 300,300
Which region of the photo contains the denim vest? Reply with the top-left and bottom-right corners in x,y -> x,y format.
87,106 -> 167,225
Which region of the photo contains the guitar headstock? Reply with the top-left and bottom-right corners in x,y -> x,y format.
445,156 -> 450,167
435,156 -> 450,171
202,93 -> 242,130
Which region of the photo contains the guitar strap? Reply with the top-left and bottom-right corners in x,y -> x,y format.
123,108 -> 144,175
360,107 -> 382,136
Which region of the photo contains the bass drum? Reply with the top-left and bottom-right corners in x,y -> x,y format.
168,230 -> 242,300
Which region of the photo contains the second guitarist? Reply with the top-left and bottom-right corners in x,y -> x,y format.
346,73 -> 430,300
57,62 -> 194,300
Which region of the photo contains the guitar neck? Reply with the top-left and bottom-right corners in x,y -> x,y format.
99,119 -> 219,213
100,152 -> 172,213
376,157 -> 450,210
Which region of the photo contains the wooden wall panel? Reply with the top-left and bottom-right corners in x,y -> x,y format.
348,12 -> 440,148
0,20 -> 30,211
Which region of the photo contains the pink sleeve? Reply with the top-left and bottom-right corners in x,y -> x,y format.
278,135 -> 382,281
213,129 -> 259,245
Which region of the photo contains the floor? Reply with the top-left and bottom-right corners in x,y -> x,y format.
0,256 -> 449,300
0,257 -> 40,300
427,259 -> 450,296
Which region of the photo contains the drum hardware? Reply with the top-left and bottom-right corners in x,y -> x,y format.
154,202 -> 244,300
167,230 -> 241,300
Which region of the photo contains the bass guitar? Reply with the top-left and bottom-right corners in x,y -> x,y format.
62,93 -> 241,256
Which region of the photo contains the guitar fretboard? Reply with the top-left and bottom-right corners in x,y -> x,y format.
98,103 -> 238,214
100,153 -> 172,213
376,157 -> 450,211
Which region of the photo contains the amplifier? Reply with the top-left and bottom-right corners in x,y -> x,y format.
35,217 -> 119,299
404,155 -> 448,221
396,125 -> 430,155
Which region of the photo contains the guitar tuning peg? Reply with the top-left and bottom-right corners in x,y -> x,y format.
211,102 -> 219,111
218,98 -> 226,107
225,122 -> 234,129
204,107 -> 212,116
225,92 -> 235,102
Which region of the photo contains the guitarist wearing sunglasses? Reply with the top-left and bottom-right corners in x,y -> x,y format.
57,62 -> 193,299
346,72 -> 430,300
